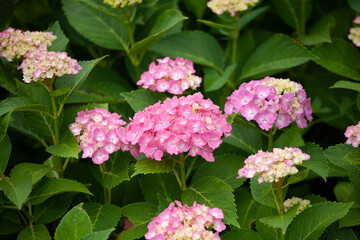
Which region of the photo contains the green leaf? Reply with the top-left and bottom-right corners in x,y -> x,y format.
300,143 -> 328,181
0,135 -> 11,173
49,87 -> 70,96
286,170 -> 309,186
324,144 -> 360,172
286,202 -> 353,240
182,176 -> 239,227
223,121 -> 262,154
327,224 -> 358,240
334,182 -> 358,205
344,152 -> 360,164
0,209 -> 21,235
55,57 -> 106,106
192,154 -> 246,189
103,152 -> 130,189
299,16 -> 335,45
240,34 -> 317,80
55,203 -> 92,240
80,228 -> 114,240
121,89 -> 165,112
183,0 -> 207,19
132,158 -> 175,177
151,31 -> 224,72
0,97 -> 48,116
312,39 -> 360,81
238,6 -> 269,31
129,9 -> 187,58
222,229 -> 265,240
0,165 -> 32,209
347,0 -> 360,12
260,204 -> 299,235
29,178 -> 92,205
331,80 -> 360,92
250,176 -> 279,209
139,173 -> 181,204
34,193 -> 75,224
12,163 -> 51,185
273,0 -> 311,32
0,112 -> 11,142
0,62 -> 18,95
48,21 -> 70,52
62,0 -> 129,50
46,131 -> 79,158
205,63 -> 237,92
117,224 -> 148,240
256,205 -> 282,240
121,202 -> 158,225
18,224 -> 51,240
339,209 -> 360,227
274,127 -> 305,148
235,187 -> 260,228
197,19 -> 234,32
83,203 -> 121,232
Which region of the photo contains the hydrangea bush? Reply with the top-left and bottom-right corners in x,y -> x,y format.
0,0 -> 359,239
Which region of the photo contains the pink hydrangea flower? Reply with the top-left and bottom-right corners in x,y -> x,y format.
69,107 -> 128,164
137,57 -> 202,95
283,197 -> 311,215
0,27 -> 56,61
345,121 -> 360,147
145,201 -> 226,240
124,92 -> 231,162
207,0 -> 259,16
237,147 -> 310,183
349,17 -> 360,47
17,50 -> 83,83
353,16 -> 360,24
225,77 -> 312,131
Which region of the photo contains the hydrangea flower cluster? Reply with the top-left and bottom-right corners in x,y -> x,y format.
145,201 -> 226,240
137,57 -> 202,95
17,50 -> 83,83
70,108 -> 127,164
283,197 -> 311,215
207,0 -> 259,16
349,17 -> 360,47
103,0 -> 142,8
225,77 -> 312,131
0,27 -> 56,61
124,92 -> 231,162
237,147 -> 310,183
345,121 -> 360,147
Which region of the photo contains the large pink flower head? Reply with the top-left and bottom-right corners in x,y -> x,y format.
225,77 -> 312,131
69,107 -> 128,164
137,57 -> 202,95
207,0 -> 259,16
0,27 -> 56,61
237,147 -> 310,183
17,50 -> 83,83
145,201 -> 226,240
124,92 -> 231,162
345,121 -> 360,147
349,17 -> 360,47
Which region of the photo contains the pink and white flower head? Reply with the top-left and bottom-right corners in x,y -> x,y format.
145,201 -> 226,240
137,57 -> 202,95
69,107 -> 128,164
349,17 -> 360,47
17,50 -> 83,83
345,121 -> 360,147
103,0 -> 142,8
207,0 -> 259,16
225,77 -> 312,131
283,197 -> 311,215
237,147 -> 310,183
0,27 -> 56,61
124,92 -> 231,162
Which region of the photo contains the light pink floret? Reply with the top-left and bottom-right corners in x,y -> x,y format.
345,121 -> 360,147
145,201 -> 225,240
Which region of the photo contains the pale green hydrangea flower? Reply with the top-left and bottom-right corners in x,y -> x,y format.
207,0 -> 259,16
283,197 -> 311,215
103,0 -> 142,8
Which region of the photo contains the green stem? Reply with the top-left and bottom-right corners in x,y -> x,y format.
231,16 -> 239,65
17,210 -> 29,227
179,153 -> 187,191
268,128 -> 274,152
185,156 -> 196,179
100,163 -> 111,204
0,169 -> 6,181
62,157 -> 70,172
274,178 -> 285,240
